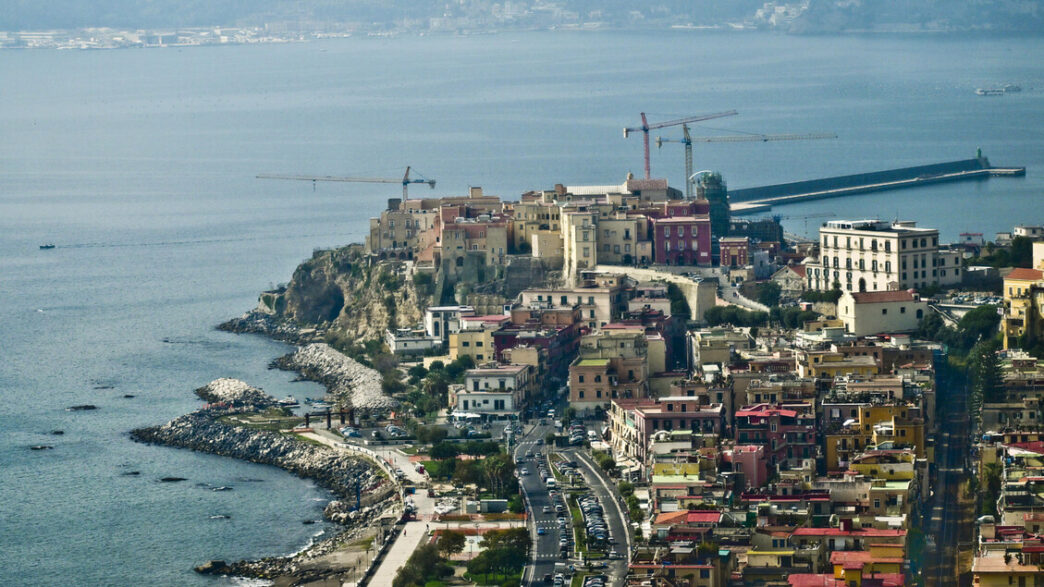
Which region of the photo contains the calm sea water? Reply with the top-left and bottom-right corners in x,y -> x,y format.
1,31 -> 1041,585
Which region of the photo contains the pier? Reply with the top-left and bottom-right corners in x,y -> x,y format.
730,155 -> 1025,214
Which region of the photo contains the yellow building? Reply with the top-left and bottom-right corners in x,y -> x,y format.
596,216 -> 642,265
798,351 -> 879,379
825,404 -> 925,471
1002,267 -> 1044,349
448,315 -> 508,363
972,551 -> 1043,586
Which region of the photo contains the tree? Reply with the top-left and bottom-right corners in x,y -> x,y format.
407,364 -> 428,380
430,441 -> 459,460
757,281 -> 782,307
393,543 -> 451,587
970,340 -> 1004,405
438,530 -> 466,556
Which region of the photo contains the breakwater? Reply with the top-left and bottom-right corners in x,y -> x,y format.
730,156 -> 1025,214
130,379 -> 397,581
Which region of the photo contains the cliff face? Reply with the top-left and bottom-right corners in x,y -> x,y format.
271,245 -> 426,342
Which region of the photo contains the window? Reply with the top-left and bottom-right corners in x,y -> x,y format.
885,240 -> 891,252
595,375 -> 602,383
882,308 -> 888,315
578,375 -> 584,383
462,341 -> 470,347
578,391 -> 584,399
664,227 -> 670,237
900,306 -> 906,313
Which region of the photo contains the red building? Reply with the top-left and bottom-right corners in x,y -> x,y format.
734,403 -> 817,469
651,216 -> 712,266
719,236 -> 750,267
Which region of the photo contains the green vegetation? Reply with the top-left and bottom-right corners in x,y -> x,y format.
769,306 -> 820,329
592,450 -> 616,474
392,543 -> 454,587
801,288 -> 843,304
666,283 -> 691,320
437,530 -> 466,557
980,462 -> 1003,517
756,281 -> 782,307
917,305 -> 1001,357
617,481 -> 642,521
703,305 -> 769,327
967,236 -> 1034,269
464,528 -> 529,585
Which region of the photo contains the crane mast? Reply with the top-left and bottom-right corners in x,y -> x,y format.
624,110 -> 738,180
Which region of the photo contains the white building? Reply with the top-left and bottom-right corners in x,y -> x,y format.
807,220 -> 961,293
836,290 -> 928,337
424,305 -> 474,345
454,364 -> 533,415
385,328 -> 441,356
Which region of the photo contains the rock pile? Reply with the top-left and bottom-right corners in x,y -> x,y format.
217,310 -> 312,344
131,411 -> 386,501
272,343 -> 398,410
193,378 -> 274,408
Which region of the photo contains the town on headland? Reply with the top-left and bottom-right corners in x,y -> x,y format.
134,161 -> 1044,586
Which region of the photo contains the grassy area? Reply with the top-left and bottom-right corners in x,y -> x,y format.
462,570 -> 523,585
569,497 -> 587,554
218,413 -> 303,432
350,536 -> 375,549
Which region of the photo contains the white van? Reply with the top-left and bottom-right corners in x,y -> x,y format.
545,478 -> 557,490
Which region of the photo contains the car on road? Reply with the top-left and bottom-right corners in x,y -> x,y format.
608,550 -> 622,559
519,468 -> 529,476
543,574 -> 553,583
542,505 -> 552,514
537,527 -> 546,535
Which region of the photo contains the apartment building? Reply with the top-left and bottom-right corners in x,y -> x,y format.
807,220 -> 961,292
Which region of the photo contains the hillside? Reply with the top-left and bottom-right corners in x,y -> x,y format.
790,0 -> 1044,33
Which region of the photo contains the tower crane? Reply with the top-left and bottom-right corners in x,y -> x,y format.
624,110 -> 737,180
256,166 -> 436,200
657,127 -> 837,199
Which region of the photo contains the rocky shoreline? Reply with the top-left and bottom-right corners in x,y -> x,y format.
271,343 -> 398,411
217,309 -> 319,345
130,378 -> 396,582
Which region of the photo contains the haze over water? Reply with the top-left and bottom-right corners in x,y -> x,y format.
1,31 -> 1041,585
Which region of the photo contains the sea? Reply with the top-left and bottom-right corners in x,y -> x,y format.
0,30 -> 1041,585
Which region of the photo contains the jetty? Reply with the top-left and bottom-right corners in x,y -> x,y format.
730,154 -> 1025,214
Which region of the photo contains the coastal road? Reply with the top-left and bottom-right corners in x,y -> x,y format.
515,421 -> 562,586
562,448 -> 632,587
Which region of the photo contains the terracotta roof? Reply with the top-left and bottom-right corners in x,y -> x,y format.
792,265 -> 807,278
850,290 -> 917,304
1006,267 -> 1044,281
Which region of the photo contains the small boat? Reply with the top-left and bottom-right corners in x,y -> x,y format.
277,396 -> 300,407
39,244 -> 56,250
976,88 -> 1005,96
1004,84 -> 1022,93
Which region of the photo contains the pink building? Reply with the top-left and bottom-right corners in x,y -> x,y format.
723,444 -> 769,491
651,216 -> 712,266
734,403 -> 817,469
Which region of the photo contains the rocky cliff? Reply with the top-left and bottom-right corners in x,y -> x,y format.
251,244 -> 427,342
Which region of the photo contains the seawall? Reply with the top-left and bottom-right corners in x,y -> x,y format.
729,156 -> 1025,213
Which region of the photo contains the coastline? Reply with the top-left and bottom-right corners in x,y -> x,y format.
131,331 -> 400,583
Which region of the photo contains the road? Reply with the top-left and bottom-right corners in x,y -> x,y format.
562,447 -> 631,587
924,365 -> 973,587
515,421 -> 562,585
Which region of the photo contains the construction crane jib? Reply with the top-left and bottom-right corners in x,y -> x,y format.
657,128 -> 837,198
624,110 -> 737,180
256,166 -> 436,200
